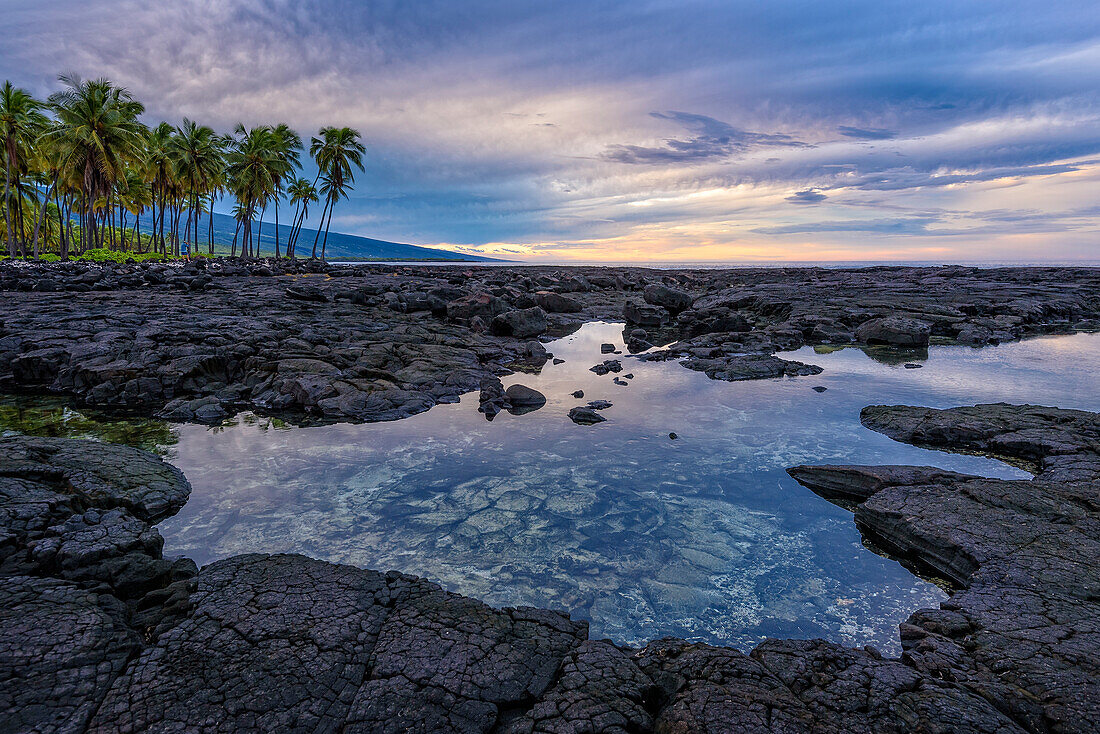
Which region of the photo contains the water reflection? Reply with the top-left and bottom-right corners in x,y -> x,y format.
3,327 -> 1097,655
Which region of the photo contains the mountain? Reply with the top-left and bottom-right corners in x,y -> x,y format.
135,212 -> 499,261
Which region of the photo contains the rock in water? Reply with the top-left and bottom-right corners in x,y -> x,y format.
568,406 -> 607,425
504,384 -> 547,407
590,360 -> 623,375
855,316 -> 931,347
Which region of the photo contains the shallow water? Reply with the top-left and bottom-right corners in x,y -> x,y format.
4,327 -> 1099,655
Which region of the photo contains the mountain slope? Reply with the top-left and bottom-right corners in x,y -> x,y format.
136,212 -> 498,261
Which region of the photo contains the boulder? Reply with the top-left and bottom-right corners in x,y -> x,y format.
504,384 -> 546,407
643,283 -> 694,313
623,301 -> 666,328
534,291 -> 583,313
491,307 -> 548,338
854,317 -> 931,347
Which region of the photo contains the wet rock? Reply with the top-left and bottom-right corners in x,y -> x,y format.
568,407 -> 607,425
586,400 -> 613,410
504,384 -> 546,408
2,402 -> 1100,732
681,354 -> 823,381
590,359 -> 623,375
812,385 -> 828,392
571,390 -> 584,399
601,343 -> 616,353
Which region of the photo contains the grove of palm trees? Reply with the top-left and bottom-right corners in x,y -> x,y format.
0,75 -> 365,261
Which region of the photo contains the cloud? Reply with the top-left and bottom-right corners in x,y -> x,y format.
786,189 -> 827,204
753,218 -> 939,235
602,111 -> 807,164
837,126 -> 897,140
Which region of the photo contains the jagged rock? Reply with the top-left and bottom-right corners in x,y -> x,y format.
568,407 -> 607,425
590,359 -> 623,375
681,354 -> 823,381
284,284 -> 329,302
788,403 -> 1100,730
623,300 -> 666,327
2,403 -> 1100,731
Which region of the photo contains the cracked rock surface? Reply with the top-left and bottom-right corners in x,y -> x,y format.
1,403 -> 1099,730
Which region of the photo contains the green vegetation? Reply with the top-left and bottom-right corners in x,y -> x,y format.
1,74 -> 365,262
0,394 -> 177,453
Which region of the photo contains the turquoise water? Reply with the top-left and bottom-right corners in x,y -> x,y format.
6,327 -> 1096,654
144,327 -> 1096,655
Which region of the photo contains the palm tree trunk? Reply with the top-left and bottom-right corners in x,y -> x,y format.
311,197 -> 331,259
273,197 -> 281,258
321,201 -> 334,261
257,203 -> 266,258
208,194 -> 215,255
231,219 -> 240,257
3,154 -> 14,258
32,181 -> 53,261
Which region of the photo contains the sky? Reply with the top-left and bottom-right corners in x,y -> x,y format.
2,0 -> 1099,262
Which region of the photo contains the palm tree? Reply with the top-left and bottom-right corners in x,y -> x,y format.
268,123 -> 301,258
309,126 -> 364,260
1,81 -> 48,257
28,124 -> 64,259
225,124 -> 278,258
145,122 -> 175,254
119,167 -> 152,251
285,177 -> 318,258
44,75 -> 146,253
170,118 -> 222,257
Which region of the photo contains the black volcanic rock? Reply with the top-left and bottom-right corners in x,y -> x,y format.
1,262 -> 1099,425
789,403 -> 1100,730
855,316 -> 932,347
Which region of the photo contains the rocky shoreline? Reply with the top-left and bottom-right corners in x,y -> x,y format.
2,261 -> 1099,731
1,260 -> 1098,423
1,400 -> 1097,732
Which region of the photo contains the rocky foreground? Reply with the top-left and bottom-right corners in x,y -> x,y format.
1,260 -> 1098,423
2,402 -> 1097,732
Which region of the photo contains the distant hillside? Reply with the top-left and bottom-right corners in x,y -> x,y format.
135,212 -> 498,261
